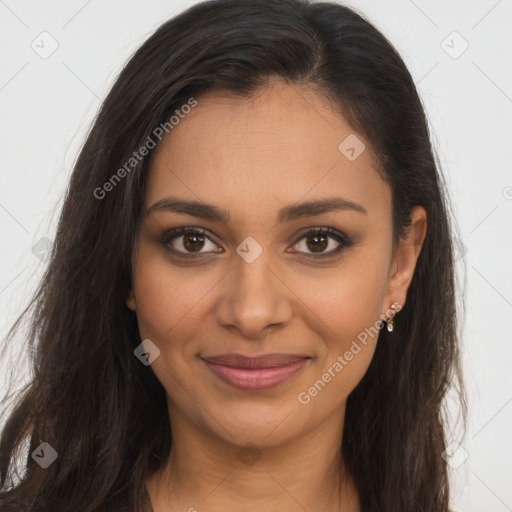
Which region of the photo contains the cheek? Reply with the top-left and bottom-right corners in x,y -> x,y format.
130,252 -> 212,354
131,258 -> 213,400
293,256 -> 389,397
298,254 -> 389,339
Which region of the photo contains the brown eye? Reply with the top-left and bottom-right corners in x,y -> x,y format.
161,227 -> 221,256
182,232 -> 206,252
304,232 -> 329,253
289,227 -> 350,259
160,226 -> 350,261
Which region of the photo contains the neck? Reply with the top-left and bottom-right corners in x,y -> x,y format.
145,398 -> 360,512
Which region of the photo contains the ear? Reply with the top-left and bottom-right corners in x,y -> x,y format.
382,206 -> 427,314
126,289 -> 136,311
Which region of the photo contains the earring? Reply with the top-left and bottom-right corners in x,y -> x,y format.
386,302 -> 401,332
126,296 -> 136,311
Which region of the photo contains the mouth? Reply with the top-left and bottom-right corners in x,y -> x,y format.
200,353 -> 312,391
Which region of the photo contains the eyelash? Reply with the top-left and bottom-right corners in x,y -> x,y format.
159,226 -> 351,261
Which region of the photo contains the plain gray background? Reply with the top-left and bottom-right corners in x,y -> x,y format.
1,1 -> 511,510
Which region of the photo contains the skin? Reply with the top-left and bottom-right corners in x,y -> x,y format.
126,79 -> 427,512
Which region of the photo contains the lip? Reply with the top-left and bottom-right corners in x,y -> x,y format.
201,353 -> 311,391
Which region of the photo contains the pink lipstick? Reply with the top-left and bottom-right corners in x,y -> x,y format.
201,353 -> 310,391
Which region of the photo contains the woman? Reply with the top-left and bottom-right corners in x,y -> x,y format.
0,0 -> 466,510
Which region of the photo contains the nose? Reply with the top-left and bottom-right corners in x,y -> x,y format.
214,249 -> 294,339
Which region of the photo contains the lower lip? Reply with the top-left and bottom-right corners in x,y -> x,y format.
202,359 -> 310,391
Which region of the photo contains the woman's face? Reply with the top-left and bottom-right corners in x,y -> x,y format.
127,80 -> 425,449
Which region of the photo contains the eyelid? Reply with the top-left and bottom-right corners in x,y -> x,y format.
159,226 -> 221,255
288,227 -> 350,259
159,226 -> 350,259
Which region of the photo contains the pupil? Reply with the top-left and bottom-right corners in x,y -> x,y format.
184,233 -> 205,252
307,234 -> 327,253
181,232 -> 329,254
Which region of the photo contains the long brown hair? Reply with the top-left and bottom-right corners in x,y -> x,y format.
0,1 -> 466,510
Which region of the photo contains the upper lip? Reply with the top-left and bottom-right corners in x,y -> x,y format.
201,353 -> 311,369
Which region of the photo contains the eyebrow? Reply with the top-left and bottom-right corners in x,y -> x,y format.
145,195 -> 367,223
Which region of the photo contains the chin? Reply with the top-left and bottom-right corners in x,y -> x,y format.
205,402 -> 308,448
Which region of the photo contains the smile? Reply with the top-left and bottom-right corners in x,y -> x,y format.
200,353 -> 311,391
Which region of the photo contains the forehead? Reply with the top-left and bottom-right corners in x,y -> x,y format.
144,81 -> 389,224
